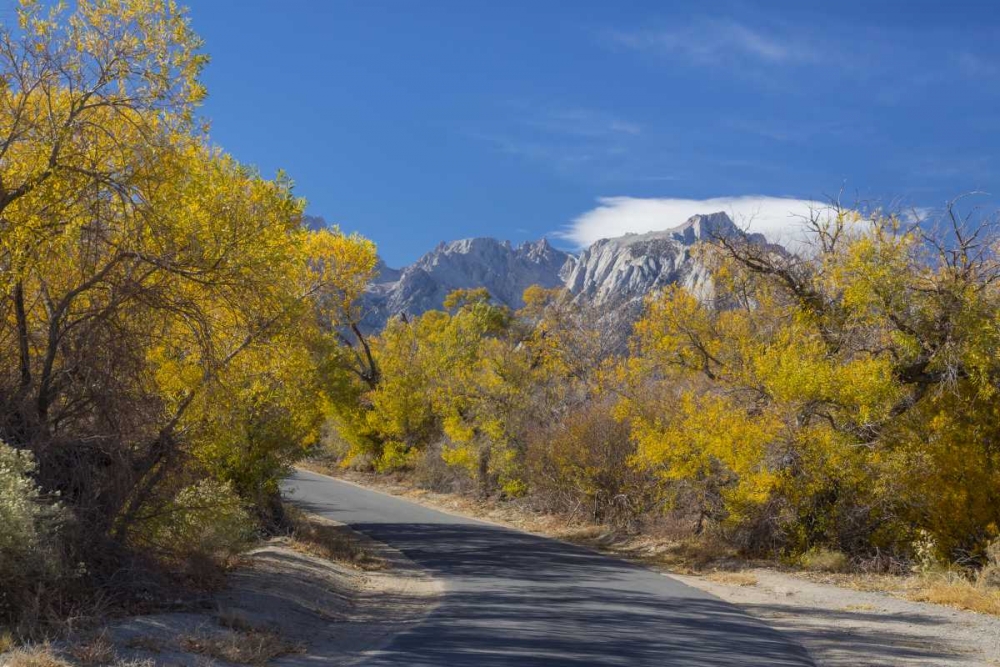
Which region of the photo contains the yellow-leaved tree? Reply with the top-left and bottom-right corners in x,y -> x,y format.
621,206 -> 1000,560
0,0 -> 383,626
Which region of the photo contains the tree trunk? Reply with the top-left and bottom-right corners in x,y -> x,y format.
477,443 -> 492,498
13,281 -> 31,395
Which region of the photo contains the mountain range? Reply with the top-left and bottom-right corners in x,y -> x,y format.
356,211 -> 769,330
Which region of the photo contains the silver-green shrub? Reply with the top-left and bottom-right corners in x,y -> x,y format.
141,479 -> 255,565
0,439 -> 65,624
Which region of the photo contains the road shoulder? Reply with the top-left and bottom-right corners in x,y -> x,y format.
674,568 -> 999,667
5,513 -> 443,667
309,466 -> 1000,667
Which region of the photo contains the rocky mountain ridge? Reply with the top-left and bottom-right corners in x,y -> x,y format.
358,211 -> 763,329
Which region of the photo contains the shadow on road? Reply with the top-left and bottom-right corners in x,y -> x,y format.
292,492 -> 815,666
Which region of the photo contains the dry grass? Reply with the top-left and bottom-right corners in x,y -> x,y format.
907,572 -> 1000,616
648,535 -> 740,573
816,569 -> 1000,616
1,645 -> 72,667
553,530 -> 744,575
67,631 -> 114,666
285,506 -> 385,571
2,640 -> 157,667
796,569 -> 907,594
179,625 -> 304,666
3,626 -> 291,667
705,571 -> 759,587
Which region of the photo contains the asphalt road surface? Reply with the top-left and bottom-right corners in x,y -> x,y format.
282,469 -> 815,666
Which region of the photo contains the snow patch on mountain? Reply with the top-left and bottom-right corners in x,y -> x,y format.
360,212 -> 768,329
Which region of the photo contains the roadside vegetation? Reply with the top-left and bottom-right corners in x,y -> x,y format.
320,205 -> 1000,615
0,0 -> 378,646
4,0 -> 1000,657
285,504 -> 386,570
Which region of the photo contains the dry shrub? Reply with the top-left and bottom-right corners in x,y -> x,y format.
67,632 -> 115,666
852,550 -> 910,576
412,442 -> 475,495
979,537 -> 1000,589
654,533 -> 738,572
2,637 -> 156,667
179,626 -> 303,666
0,645 -> 71,667
316,421 -> 380,473
800,547 -> 851,573
285,506 -> 384,570
523,401 -> 657,530
903,535 -> 1000,617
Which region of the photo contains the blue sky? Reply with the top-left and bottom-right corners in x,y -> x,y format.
192,0 -> 1000,266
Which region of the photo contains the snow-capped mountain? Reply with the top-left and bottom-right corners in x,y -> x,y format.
359,212 -> 767,329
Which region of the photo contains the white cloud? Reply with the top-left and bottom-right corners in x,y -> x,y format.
560,195 -> 835,249
607,19 -> 816,67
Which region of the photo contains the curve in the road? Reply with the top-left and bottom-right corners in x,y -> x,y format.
283,469 -> 815,667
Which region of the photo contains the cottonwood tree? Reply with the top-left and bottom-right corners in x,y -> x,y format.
620,203 -> 1000,560
0,1 -> 382,559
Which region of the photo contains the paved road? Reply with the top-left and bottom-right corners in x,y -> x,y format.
282,469 -> 815,666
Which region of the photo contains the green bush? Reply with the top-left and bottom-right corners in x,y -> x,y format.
0,440 -> 66,626
142,480 -> 256,568
799,547 -> 851,573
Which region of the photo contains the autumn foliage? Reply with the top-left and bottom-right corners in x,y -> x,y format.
333,208 -> 1000,574
0,0 -> 376,633
3,0 -> 999,639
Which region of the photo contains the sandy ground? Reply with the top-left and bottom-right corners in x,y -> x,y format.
674,569 -> 1000,667
316,467 -> 1000,667
94,519 -> 441,666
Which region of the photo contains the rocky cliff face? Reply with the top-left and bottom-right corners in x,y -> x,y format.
361,237 -> 571,329
360,212 -> 763,329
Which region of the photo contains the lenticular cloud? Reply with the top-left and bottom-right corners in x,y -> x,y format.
561,195 -> 833,250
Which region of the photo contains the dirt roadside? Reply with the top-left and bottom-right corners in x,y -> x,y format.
1,513 -> 442,667
677,569 -> 1000,667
